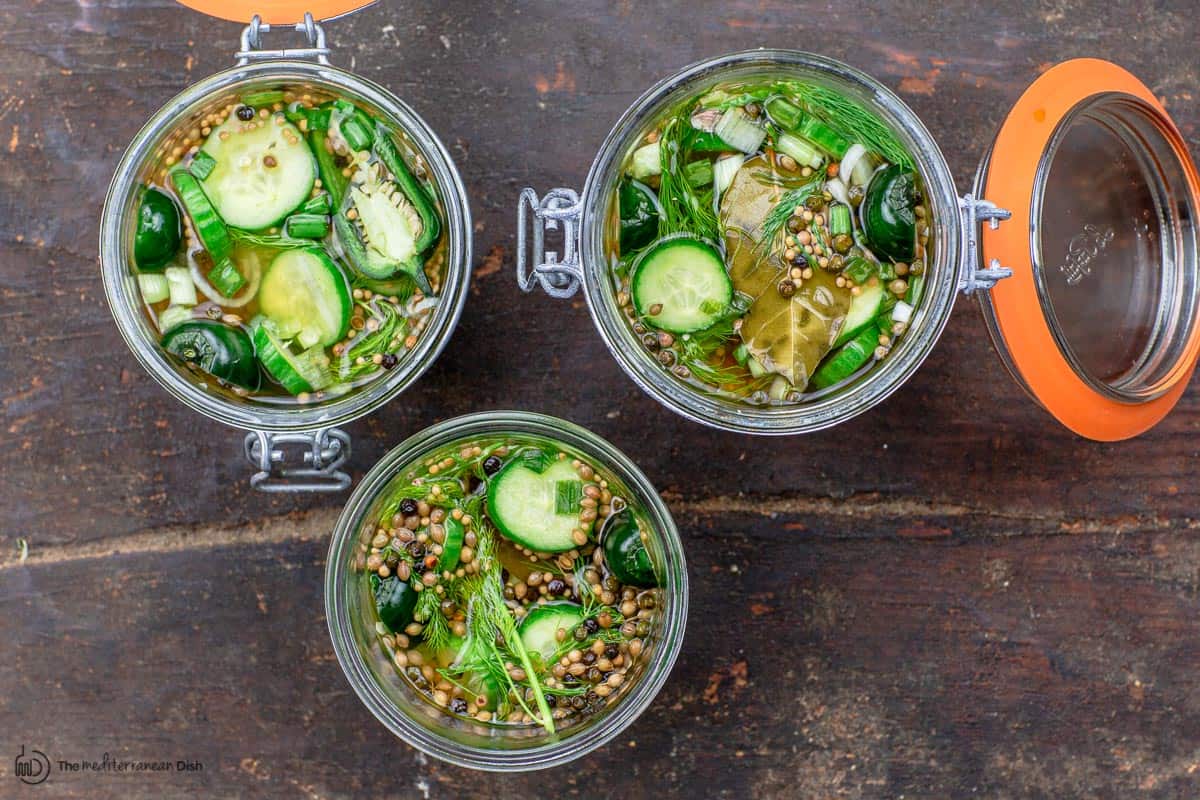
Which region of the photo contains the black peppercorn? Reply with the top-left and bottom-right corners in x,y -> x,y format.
399,498 -> 418,516
449,698 -> 468,714
605,644 -> 619,660
236,105 -> 255,121
584,617 -> 600,634
778,279 -> 797,298
582,651 -> 597,665
482,456 -> 503,476
547,578 -> 566,595
406,541 -> 425,560
380,353 -> 398,369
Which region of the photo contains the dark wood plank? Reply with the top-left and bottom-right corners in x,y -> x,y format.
2,0 -> 1200,796
2,512 -> 1198,797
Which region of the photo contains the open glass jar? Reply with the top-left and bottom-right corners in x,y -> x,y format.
517,50 -> 1200,440
100,6 -> 472,490
325,411 -> 688,771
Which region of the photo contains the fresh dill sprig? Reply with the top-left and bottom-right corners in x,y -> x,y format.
228,229 -> 313,249
786,82 -> 914,169
656,114 -> 720,242
337,300 -> 406,381
414,589 -> 451,653
758,175 -> 826,250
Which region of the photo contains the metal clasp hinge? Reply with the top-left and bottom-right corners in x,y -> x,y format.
517,187 -> 584,299
236,12 -> 331,66
244,429 -> 351,492
959,194 -> 1013,294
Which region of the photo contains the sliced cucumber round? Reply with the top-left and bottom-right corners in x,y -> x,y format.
200,112 -> 315,230
518,601 -> 586,663
252,321 -> 330,395
486,458 -> 584,553
631,235 -> 732,334
834,282 -> 885,347
258,248 -> 351,348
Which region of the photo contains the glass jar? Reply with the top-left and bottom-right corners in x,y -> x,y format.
325,411 -> 688,771
517,50 -> 1200,441
100,10 -> 472,490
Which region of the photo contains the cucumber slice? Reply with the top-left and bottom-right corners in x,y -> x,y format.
487,458 -> 585,553
170,171 -> 231,262
631,235 -> 733,334
199,112 -> 315,230
518,601 -> 586,663
258,248 -> 351,348
834,282 -> 886,347
252,321 -> 331,395
811,324 -> 879,390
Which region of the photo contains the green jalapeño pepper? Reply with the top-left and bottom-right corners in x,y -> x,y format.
601,508 -> 657,588
161,320 -> 260,390
134,187 -> 182,271
861,164 -> 919,263
335,122 -> 440,294
371,574 -> 418,633
618,180 -> 659,252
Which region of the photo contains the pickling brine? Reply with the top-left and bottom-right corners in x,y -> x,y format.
355,433 -> 663,734
129,85 -> 448,405
610,79 -> 931,404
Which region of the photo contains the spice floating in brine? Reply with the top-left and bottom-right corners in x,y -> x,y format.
610,80 -> 930,404
129,86 -> 447,405
357,436 -> 663,732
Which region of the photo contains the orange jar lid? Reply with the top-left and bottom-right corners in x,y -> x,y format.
978,59 -> 1200,441
176,0 -> 373,24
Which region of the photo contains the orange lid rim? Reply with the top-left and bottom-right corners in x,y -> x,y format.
981,59 -> 1200,442
176,0 -> 373,25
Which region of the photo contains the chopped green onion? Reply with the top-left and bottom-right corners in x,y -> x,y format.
684,159 -> 714,188
241,89 -> 285,108
713,154 -> 744,195
515,448 -> 551,473
714,108 -> 766,154
830,205 -> 852,237
775,132 -> 824,169
797,116 -> 849,158
158,305 -> 193,332
892,300 -> 914,324
843,256 -> 875,285
137,273 -> 169,304
877,261 -> 896,282
300,193 -> 332,215
905,274 -> 925,306
628,141 -> 661,179
764,96 -> 804,131
165,266 -> 197,306
189,151 -> 217,181
283,213 -> 330,240
554,480 -> 584,514
207,258 -> 246,297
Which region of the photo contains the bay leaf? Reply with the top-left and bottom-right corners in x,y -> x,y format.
720,156 -> 852,388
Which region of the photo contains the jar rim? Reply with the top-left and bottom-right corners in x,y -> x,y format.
99,60 -> 472,432
324,411 -> 688,771
576,49 -> 963,435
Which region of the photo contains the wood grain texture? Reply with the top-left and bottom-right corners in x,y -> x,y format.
1,0 -> 1198,797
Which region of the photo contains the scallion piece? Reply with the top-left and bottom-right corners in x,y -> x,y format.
300,193 -> 332,215
764,96 -> 804,131
877,261 -> 897,282
684,159 -> 714,188
189,151 -> 217,181
775,132 -> 824,169
241,89 -> 285,108
843,256 -> 875,285
137,273 -> 169,304
714,108 -> 766,154
207,258 -> 246,297
905,274 -> 925,306
158,305 -> 193,332
830,205 -> 852,237
283,213 -> 330,240
628,141 -> 661,179
165,266 -> 197,306
713,154 -> 744,195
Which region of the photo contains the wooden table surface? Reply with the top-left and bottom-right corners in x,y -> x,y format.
3,1 -> 1199,797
